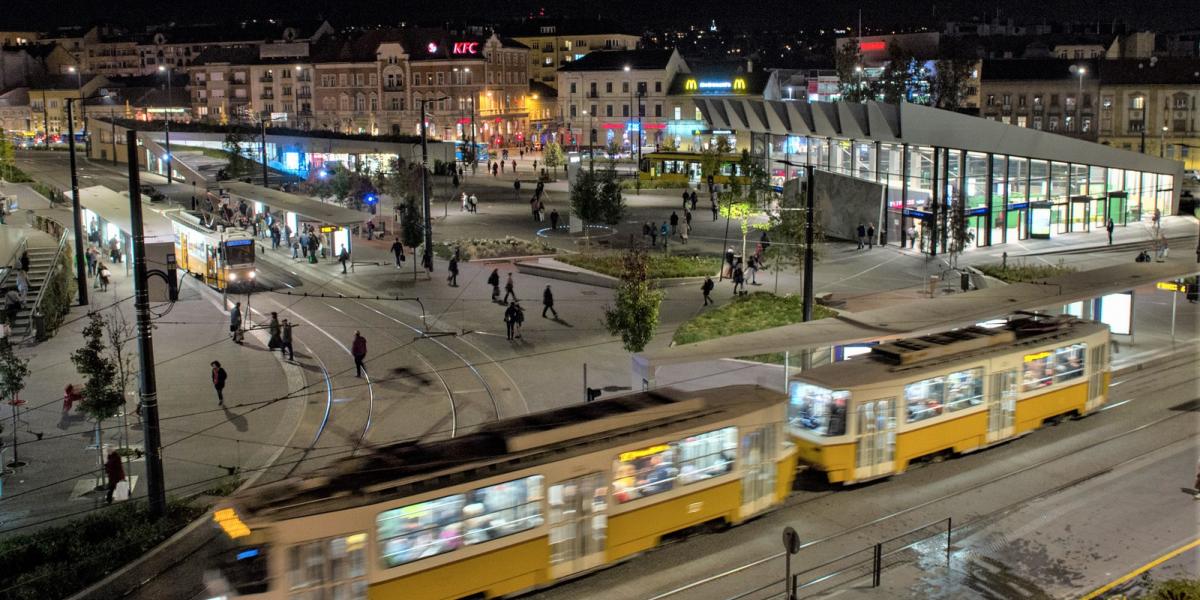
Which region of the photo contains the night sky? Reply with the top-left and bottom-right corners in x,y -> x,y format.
3,0 -> 1199,32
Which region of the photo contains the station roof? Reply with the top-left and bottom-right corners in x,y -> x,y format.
77,185 -> 174,240
221,182 -> 365,227
634,260 -> 1200,379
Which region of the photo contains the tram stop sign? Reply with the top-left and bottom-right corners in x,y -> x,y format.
782,526 -> 801,554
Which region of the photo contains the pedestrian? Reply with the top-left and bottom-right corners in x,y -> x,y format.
1193,460 -> 1200,499
211,360 -> 227,405
1106,218 -> 1115,245
460,191 -> 468,212
732,263 -> 745,295
85,246 -> 97,276
542,285 -> 558,319
503,273 -> 516,303
684,209 -> 692,228
15,269 -> 28,303
530,196 -> 540,221
448,255 -> 459,287
19,249 -> 29,272
291,238 -> 299,259
906,224 -> 917,249
390,240 -> 405,268
109,238 -> 121,263
649,222 -> 658,247
492,162 -> 499,177
723,247 -> 734,280
338,245 -> 350,274
280,318 -> 294,361
536,198 -> 545,221
550,209 -> 560,232
351,330 -> 367,377
760,230 -> 771,253
680,220 -> 690,244
533,159 -> 538,171
452,172 -> 459,189
365,220 -> 376,241
711,200 -> 719,221
500,160 -> 505,174
642,222 -> 651,241
690,190 -> 698,211
488,268 -> 501,301
856,223 -> 866,249
660,222 -> 669,249
513,302 -> 525,338
514,178 -> 521,201
512,159 -> 517,173
3,287 -> 20,325
747,254 -> 759,285
62,383 -> 82,417
681,189 -> 690,209
701,275 -> 714,306
469,193 -> 479,213
229,302 -> 243,344
104,450 -> 125,504
504,302 -> 518,340
670,211 -> 679,236
867,223 -> 876,250
98,263 -> 111,292
267,312 -> 282,351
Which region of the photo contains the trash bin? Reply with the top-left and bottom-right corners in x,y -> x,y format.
960,272 -> 971,292
32,309 -> 46,341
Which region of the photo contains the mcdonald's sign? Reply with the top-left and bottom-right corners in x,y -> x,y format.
685,79 -> 698,91
732,78 -> 746,91
686,77 -> 749,94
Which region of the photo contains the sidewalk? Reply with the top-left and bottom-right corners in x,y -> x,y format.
0,201 -> 306,535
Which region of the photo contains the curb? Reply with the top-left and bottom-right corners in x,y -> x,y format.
515,257 -> 709,289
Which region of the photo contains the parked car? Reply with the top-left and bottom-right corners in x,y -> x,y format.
139,184 -> 167,202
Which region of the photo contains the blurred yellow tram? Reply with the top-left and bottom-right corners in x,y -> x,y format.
167,210 -> 257,291
205,386 -> 797,600
787,315 -> 1111,484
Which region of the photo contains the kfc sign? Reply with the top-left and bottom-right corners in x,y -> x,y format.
452,41 -> 479,55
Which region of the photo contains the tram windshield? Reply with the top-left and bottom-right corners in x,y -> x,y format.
788,382 -> 848,436
223,239 -> 255,266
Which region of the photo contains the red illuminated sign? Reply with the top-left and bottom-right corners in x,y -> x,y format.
452,42 -> 479,55
859,41 -> 886,52
642,123 -> 666,130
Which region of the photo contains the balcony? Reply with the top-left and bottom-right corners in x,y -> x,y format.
259,76 -> 274,83
260,93 -> 275,100
297,91 -> 312,99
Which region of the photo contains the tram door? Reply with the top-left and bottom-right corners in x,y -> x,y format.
740,427 -> 777,517
1085,344 -> 1109,412
987,370 -> 1018,442
547,473 -> 607,578
853,398 -> 896,480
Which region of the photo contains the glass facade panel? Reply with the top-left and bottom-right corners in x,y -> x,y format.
991,155 -> 1007,244
833,139 -> 853,175
1029,160 -> 1048,203
787,382 -> 849,436
854,141 -> 875,180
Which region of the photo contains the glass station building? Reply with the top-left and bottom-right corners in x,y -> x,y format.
693,98 -> 1183,249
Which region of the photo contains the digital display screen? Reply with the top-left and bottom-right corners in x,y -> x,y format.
1029,207 -> 1052,237
1097,292 -> 1132,335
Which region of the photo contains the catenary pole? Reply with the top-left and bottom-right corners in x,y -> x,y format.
127,130 -> 166,518
803,165 -> 815,322
65,100 -> 89,306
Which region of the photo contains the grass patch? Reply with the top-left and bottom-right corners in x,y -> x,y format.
673,292 -> 837,364
976,259 -> 1075,283
557,253 -> 721,279
201,477 -> 244,497
0,499 -> 203,599
1141,579 -> 1200,599
434,236 -> 555,260
620,178 -> 687,190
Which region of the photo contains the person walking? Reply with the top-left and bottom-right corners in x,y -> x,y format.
711,199 -> 719,221
469,193 -> 478,212
3,287 -> 20,326
856,223 -> 866,250
1106,218 -> 1115,245
97,263 -> 111,292
732,263 -> 745,295
649,222 -> 658,247
447,255 -> 459,287
906,224 -> 917,249
280,318 -> 294,361
680,220 -> 690,244
511,159 -> 517,173
338,245 -> 350,274
747,254 -> 759,285
660,222 -> 669,249
211,361 -> 228,405
390,240 -> 405,267
690,189 -> 698,211
351,331 -> 367,377
504,302 -> 518,340
267,312 -> 282,351
550,209 -> 560,232
15,269 -> 28,303
488,268 -> 501,302
867,223 -> 876,250
682,189 -> 690,209
19,249 -> 29,273
460,191 -> 468,212
503,273 -> 516,303
701,276 -> 714,306
513,302 -> 525,338
104,450 -> 125,504
542,285 -> 558,319
514,178 -> 521,201
669,211 -> 679,236
229,302 -> 243,344
85,246 -> 98,276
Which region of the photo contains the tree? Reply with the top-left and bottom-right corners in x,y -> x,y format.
569,168 -> 602,245
542,142 -> 565,178
946,197 -> 970,268
71,313 -> 123,488
719,151 -> 774,261
603,248 -> 664,353
699,135 -> 732,185
222,132 -> 254,180
928,59 -> 975,110
102,309 -> 137,459
597,164 -> 625,226
0,133 -> 14,181
766,178 -> 824,291
0,338 -> 30,465
876,45 -> 919,104
399,194 -> 424,280
604,139 -> 623,160
834,38 -> 871,103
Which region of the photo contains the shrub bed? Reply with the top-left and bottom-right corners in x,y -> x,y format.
976,260 -> 1075,283
557,253 -> 721,279
672,292 -> 837,364
434,236 -> 555,260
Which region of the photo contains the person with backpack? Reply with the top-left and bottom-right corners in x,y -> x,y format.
701,276 -> 714,306
338,245 -> 351,274
487,269 -> 501,302
98,263 -> 112,292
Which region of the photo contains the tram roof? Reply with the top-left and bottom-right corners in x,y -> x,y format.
221,182 -> 365,227
77,185 -> 174,241
233,385 -> 780,521
634,260 -> 1200,379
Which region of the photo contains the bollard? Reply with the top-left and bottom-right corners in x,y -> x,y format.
32,309 -> 46,341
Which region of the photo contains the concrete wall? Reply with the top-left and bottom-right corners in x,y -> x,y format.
810,170 -> 885,242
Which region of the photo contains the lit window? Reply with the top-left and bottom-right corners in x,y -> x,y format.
904,377 -> 945,422
787,382 -> 849,435
944,368 -> 984,412
611,427 -> 736,504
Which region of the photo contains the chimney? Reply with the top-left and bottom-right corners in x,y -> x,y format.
747,59 -> 753,73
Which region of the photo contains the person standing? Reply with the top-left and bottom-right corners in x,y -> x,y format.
19,249 -> 29,273
3,287 -> 20,325
280,318 -> 294,361
488,268 -> 501,302
229,302 -> 243,344
85,245 -> 98,276
1106,218 -> 1115,245
503,273 -> 517,303
906,224 -> 917,249
513,302 -> 525,338
542,285 -> 558,319
211,361 -> 228,405
669,211 -> 679,236
338,245 -> 350,274
514,178 -> 521,201
680,220 -> 690,245
267,312 -> 282,351
649,222 -> 658,248
710,199 -> 719,221
504,302 -> 518,340
856,223 -> 866,250
701,276 -> 714,306
682,189 -> 690,209
390,240 -> 405,267
15,269 -> 28,303
104,450 -> 125,504
690,189 -> 698,211
867,223 -> 876,250
747,254 -> 759,285
351,330 -> 368,377
732,263 -> 745,295
448,255 -> 459,287
550,209 -> 560,232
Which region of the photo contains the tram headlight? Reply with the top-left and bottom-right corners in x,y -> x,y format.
228,272 -> 237,282
248,270 -> 256,279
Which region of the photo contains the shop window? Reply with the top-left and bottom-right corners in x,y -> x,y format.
904,377 -> 944,422
376,475 -> 544,568
1054,343 -> 1086,383
945,368 -> 984,412
787,382 -> 849,436
612,427 -> 736,504
287,533 -> 368,599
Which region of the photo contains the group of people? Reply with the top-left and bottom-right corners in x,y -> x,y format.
856,222 -> 877,250
84,245 -> 114,292
642,209 -> 694,249
485,270 -> 560,340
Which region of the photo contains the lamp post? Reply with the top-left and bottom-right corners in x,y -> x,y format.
1160,125 -> 1168,158
419,95 -> 449,272
855,65 -> 864,99
583,110 -> 594,170
68,65 -> 85,151
624,65 -> 633,156
1070,64 -> 1086,135
65,92 -> 111,307
157,65 -> 173,183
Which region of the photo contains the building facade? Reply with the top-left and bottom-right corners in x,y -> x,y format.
508,20 -> 640,88
27,73 -> 109,137
979,59 -> 1100,140
1098,58 -> 1200,171
557,49 -> 688,150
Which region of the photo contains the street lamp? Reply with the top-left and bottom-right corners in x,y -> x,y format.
582,110 -> 594,170
624,65 -> 632,155
1070,64 -> 1086,135
787,85 -> 794,100
1161,125 -> 1169,158
157,65 -> 173,182
65,91 -> 112,306
418,95 -> 449,272
67,65 -> 85,149
854,65 -> 864,98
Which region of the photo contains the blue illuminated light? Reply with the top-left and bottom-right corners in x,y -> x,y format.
236,549 -> 259,561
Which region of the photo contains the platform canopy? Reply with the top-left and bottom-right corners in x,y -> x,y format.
77,185 -> 175,241
222,182 -> 365,227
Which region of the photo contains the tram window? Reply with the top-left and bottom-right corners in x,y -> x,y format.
675,427 -> 736,485
224,240 -> 255,265
1054,343 -> 1086,383
787,383 -> 848,436
904,377 -> 945,422
613,443 -> 675,503
461,475 -> 544,546
945,368 -> 984,412
287,534 -> 367,599
1022,351 -> 1056,391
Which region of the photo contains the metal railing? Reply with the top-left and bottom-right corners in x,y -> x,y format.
0,237 -> 27,290
28,219 -> 70,338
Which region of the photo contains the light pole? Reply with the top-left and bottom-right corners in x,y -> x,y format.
419,95 -> 448,272
855,65 -> 864,99
1070,64 -> 1086,135
624,65 -> 633,156
583,110 -> 594,170
157,65 -> 173,183
65,93 -> 111,306
1160,125 -> 1168,158
68,65 -> 85,151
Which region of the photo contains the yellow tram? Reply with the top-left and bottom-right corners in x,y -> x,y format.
167,210 -> 257,291
787,315 -> 1111,484
205,386 -> 797,600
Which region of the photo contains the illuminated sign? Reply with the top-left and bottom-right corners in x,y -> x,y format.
214,508 -> 251,539
1023,351 -> 1052,362
225,239 -> 253,247
859,41 -> 886,52
319,226 -> 337,233
619,444 -> 670,462
1156,281 -> 1186,293
452,41 -> 480,55
684,78 -> 747,93
426,42 -> 438,53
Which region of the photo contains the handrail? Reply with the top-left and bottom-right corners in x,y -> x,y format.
0,237 -> 27,290
29,225 -> 69,327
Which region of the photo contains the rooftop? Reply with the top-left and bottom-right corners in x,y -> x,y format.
981,58 -> 1099,81
1099,57 -> 1200,85
559,48 -> 677,72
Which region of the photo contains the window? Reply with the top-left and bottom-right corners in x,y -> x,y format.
412,73 -> 420,86
1101,96 -> 1113,110
606,104 -> 613,117
1065,96 -> 1076,111
986,94 -> 995,107
1082,117 -> 1093,133
368,74 -> 377,86
622,104 -> 629,117
287,533 -> 368,599
622,81 -> 629,93
1053,344 -> 1086,383
1002,94 -> 1011,106
436,72 -> 444,85
1032,116 -> 1043,130
1022,343 -> 1086,392
655,81 -> 662,93
1130,95 -> 1145,110
611,427 -> 736,504
605,81 -> 613,94
1018,95 -> 1026,108
654,104 -> 662,117
376,475 -> 544,569
339,74 -> 347,87
1064,115 -> 1075,132
673,105 -> 681,120
904,377 -> 944,422
1032,95 -> 1042,107
787,382 -> 848,435
1050,94 -> 1059,106
944,368 -> 984,412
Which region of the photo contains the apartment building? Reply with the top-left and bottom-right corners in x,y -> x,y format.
507,19 -> 640,88
1098,58 -> 1200,170
979,59 -> 1100,140
557,49 -> 688,150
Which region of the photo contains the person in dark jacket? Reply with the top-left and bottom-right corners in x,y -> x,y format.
390,240 -> 405,267
448,256 -> 459,287
701,276 -> 714,306
503,273 -> 516,303
351,331 -> 367,377
732,264 -> 745,295
211,361 -> 228,405
19,250 -> 29,272
267,312 -> 282,351
504,302 -> 518,340
866,223 -> 876,250
1106,218 -> 1115,245
488,269 -> 501,302
229,302 -> 243,344
542,285 -> 558,319
280,319 -> 294,361
104,450 -> 125,504
856,223 -> 866,249
550,209 -> 560,232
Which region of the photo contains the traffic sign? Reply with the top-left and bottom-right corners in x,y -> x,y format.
1156,281 -> 1186,293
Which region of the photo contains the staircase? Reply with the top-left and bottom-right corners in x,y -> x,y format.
1,240 -> 59,337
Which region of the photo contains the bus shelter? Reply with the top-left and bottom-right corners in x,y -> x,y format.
220,182 -> 365,259
77,185 -> 175,299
